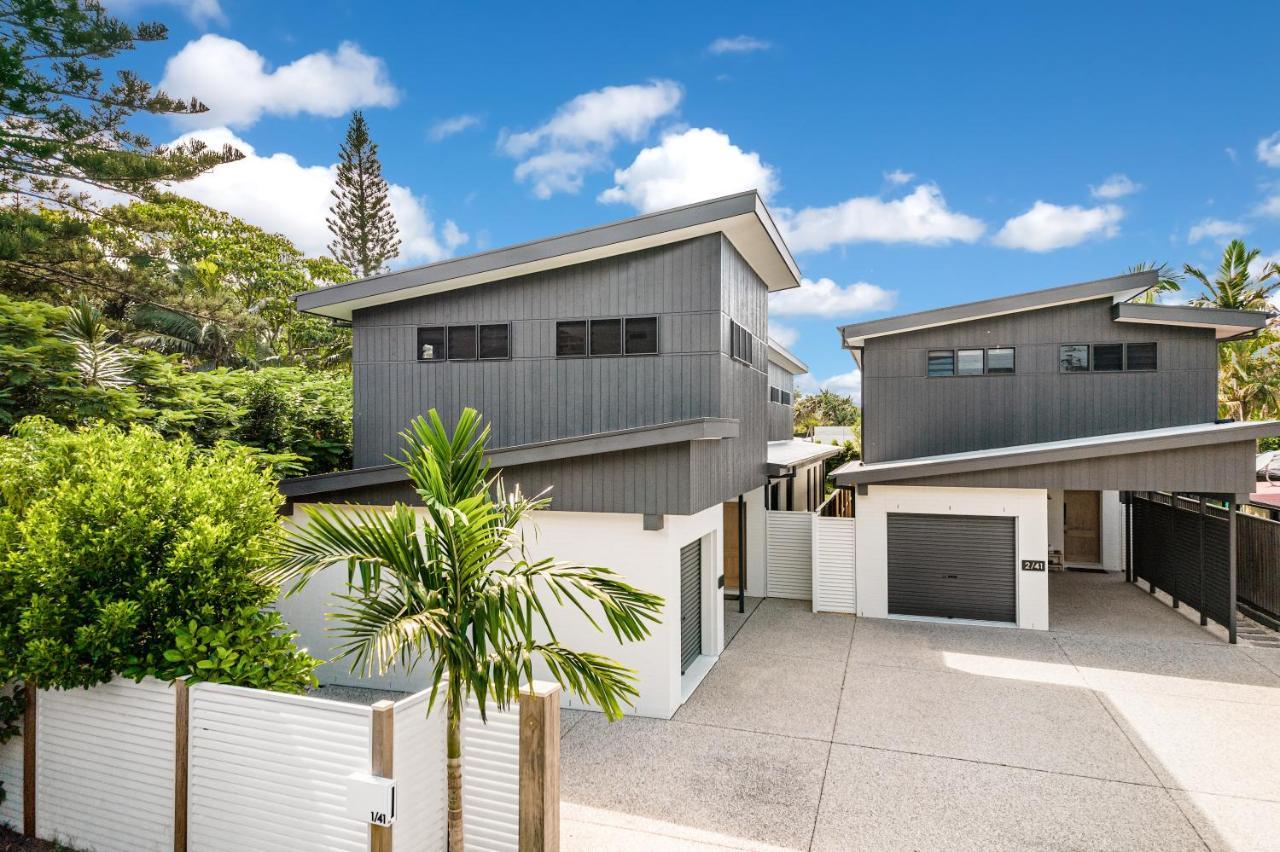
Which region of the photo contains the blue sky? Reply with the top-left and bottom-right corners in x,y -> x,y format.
110,0 -> 1280,397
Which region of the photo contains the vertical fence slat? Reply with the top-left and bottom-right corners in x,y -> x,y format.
518,683 -> 560,852
370,701 -> 393,852
174,680 -> 188,852
22,681 -> 34,837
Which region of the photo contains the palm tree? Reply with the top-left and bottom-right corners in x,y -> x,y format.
1126,262 -> 1183,304
1185,240 -> 1280,311
1219,332 -> 1280,420
263,409 -> 663,851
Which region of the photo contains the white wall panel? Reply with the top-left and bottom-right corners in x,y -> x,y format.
460,697 -> 519,852
766,510 -> 813,599
36,678 -> 174,852
815,517 -> 857,614
187,683 -> 371,852
392,691 -> 447,851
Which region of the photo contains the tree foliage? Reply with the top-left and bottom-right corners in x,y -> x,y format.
1185,240 -> 1279,311
327,110 -> 400,278
0,418 -> 318,692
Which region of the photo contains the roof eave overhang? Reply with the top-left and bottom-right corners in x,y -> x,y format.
294,192 -> 800,321
766,338 -> 808,375
1111,302 -> 1272,340
832,421 -> 1280,487
766,442 -> 842,474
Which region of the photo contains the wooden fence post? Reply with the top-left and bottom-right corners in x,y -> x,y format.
22,681 -> 35,837
370,700 -> 394,852
518,682 -> 560,851
174,680 -> 189,852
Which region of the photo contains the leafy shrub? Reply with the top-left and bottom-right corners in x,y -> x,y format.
0,419 -> 318,693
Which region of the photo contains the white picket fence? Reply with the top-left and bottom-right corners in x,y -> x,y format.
0,676 -> 547,852
765,510 -> 856,613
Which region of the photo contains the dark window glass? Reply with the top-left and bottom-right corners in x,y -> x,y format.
417,326 -> 445,361
957,349 -> 984,376
927,350 -> 955,376
770,386 -> 781,403
986,347 -> 1015,374
478,323 -> 510,359
625,316 -> 658,355
556,320 -> 586,357
740,326 -> 753,363
1093,343 -> 1123,372
1060,344 -> 1089,372
781,390 -> 792,405
589,318 -> 622,356
1126,342 -> 1157,371
448,324 -> 477,360
729,321 -> 739,359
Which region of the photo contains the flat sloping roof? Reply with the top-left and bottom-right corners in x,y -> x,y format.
832,420 -> 1280,486
1112,302 -> 1271,340
280,416 -> 738,500
767,439 -> 843,473
838,270 -> 1157,348
295,191 -> 800,320
766,338 -> 808,375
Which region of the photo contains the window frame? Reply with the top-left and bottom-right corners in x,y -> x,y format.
927,349 -> 956,377
780,389 -> 792,405
956,348 -> 985,376
447,324 -> 478,361
588,318 -> 623,357
624,316 -> 659,356
1125,342 -> 1158,372
476,322 -> 511,361
416,325 -> 446,362
769,385 -> 781,403
1092,342 -> 1124,372
986,347 -> 1016,375
555,320 -> 588,358
1060,343 -> 1091,373
730,320 -> 753,365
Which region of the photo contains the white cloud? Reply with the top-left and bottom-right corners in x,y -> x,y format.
770,277 -> 896,317
160,35 -> 398,129
768,323 -> 798,348
109,0 -> 226,27
796,369 -> 862,401
428,114 -> 482,141
778,185 -> 986,253
163,127 -> 465,265
708,35 -> 771,55
500,80 -> 682,198
1249,251 -> 1280,281
1258,132 -> 1280,167
884,169 -> 914,185
1187,218 -> 1249,244
598,127 -> 778,212
993,201 -> 1123,252
1090,174 -> 1141,199
1256,194 -> 1280,219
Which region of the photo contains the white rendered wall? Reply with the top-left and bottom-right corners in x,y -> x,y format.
1101,490 -> 1123,572
854,485 -> 1049,630
744,485 -> 767,596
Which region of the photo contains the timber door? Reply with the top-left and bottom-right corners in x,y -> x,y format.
722,503 -> 740,591
1064,490 -> 1101,564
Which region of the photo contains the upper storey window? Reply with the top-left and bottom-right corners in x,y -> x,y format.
417,324 -> 510,361
625,317 -> 659,355
928,347 -> 1015,377
730,320 -> 754,364
417,326 -> 446,361
1060,342 -> 1156,373
557,317 -> 658,358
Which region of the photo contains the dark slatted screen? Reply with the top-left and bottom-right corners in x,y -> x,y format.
887,514 -> 1016,622
680,540 -> 702,673
1131,493 -> 1233,629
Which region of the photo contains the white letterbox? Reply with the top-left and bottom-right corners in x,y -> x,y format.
345,773 -> 397,826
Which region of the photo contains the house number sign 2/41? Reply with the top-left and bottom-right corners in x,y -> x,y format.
1021,560 -> 1046,572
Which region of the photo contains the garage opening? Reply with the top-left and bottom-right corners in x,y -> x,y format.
679,539 -> 702,673
887,513 -> 1017,623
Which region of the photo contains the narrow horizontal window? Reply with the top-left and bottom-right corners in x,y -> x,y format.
1126,342 -> 1157,371
1093,343 -> 1123,372
447,324 -> 477,360
590,318 -> 622,356
624,316 -> 658,355
927,350 -> 955,377
1060,344 -> 1090,372
417,326 -> 445,361
986,347 -> 1015,374
770,385 -> 781,403
478,323 -> 510,360
556,320 -> 587,357
957,349 -> 984,376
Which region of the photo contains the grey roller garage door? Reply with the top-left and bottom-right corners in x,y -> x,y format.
680,540 -> 702,673
887,513 -> 1016,622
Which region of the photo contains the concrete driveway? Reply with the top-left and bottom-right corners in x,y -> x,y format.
558,572 -> 1280,851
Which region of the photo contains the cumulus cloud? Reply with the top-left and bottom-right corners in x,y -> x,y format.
163,127 -> 466,265
428,114 -> 482,141
770,277 -> 896,317
1187,218 -> 1249,244
500,80 -> 682,198
796,369 -> 862,401
993,201 -> 1123,252
1258,132 -> 1280,167
160,35 -> 398,129
1256,194 -> 1280,219
778,185 -> 986,253
708,35 -> 771,55
109,0 -> 226,27
598,127 -> 778,212
1090,174 -> 1142,199
884,169 -> 914,185
768,323 -> 798,348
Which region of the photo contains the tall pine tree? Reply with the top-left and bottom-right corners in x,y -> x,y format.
326,111 -> 401,278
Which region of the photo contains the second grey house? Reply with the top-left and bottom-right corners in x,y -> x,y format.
830,271 -> 1279,640
277,191 -> 834,718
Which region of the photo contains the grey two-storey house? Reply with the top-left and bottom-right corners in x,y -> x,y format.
278,191 -> 827,717
831,271 -> 1279,641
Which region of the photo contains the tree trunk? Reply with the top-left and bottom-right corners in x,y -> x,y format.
447,688 -> 464,852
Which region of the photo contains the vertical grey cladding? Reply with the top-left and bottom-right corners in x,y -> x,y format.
861,298 -> 1220,463
767,361 -> 795,441
351,235 -> 722,468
